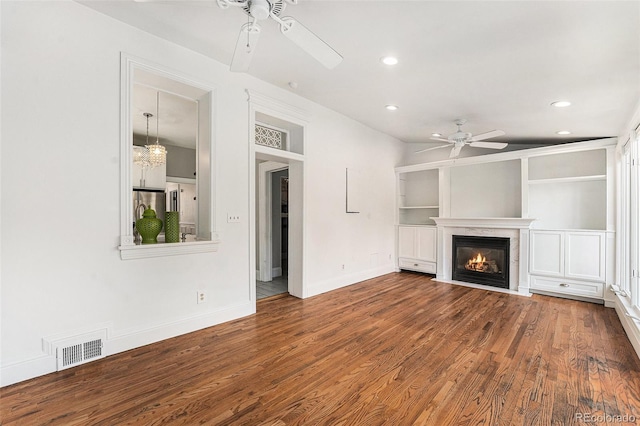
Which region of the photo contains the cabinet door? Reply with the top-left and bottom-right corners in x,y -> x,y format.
398,226 -> 417,258
530,231 -> 564,276
565,232 -> 605,281
416,227 -> 437,262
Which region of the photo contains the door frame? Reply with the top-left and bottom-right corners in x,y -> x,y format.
248,90 -> 308,301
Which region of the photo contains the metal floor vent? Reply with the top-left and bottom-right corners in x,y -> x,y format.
56,336 -> 105,371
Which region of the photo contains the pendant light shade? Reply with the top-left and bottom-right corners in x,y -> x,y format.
146,92 -> 166,168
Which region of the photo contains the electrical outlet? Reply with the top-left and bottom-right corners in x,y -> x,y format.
197,290 -> 207,304
227,213 -> 240,223
341,264 -> 345,270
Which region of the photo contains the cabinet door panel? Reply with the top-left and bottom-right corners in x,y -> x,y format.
565,232 -> 605,281
398,226 -> 416,258
416,227 -> 437,262
530,231 -> 564,276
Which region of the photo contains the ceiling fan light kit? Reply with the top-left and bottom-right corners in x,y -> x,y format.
218,0 -> 343,72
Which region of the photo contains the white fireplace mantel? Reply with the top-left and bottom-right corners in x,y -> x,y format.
431,217 -> 535,296
431,217 -> 536,229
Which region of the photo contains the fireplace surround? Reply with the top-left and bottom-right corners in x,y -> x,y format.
431,218 -> 535,294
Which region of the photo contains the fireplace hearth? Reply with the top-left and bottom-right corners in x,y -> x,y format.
452,235 -> 510,289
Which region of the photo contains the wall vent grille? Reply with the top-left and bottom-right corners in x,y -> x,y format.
56,337 -> 105,370
255,124 -> 285,150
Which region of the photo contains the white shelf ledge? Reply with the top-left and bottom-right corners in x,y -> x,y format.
119,239 -> 220,260
528,175 -> 606,185
431,217 -> 536,229
399,205 -> 439,209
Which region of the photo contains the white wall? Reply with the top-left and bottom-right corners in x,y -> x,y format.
0,1 -> 404,385
450,160 -> 522,218
303,110 -> 402,296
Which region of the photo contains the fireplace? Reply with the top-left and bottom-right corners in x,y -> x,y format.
452,235 -> 510,289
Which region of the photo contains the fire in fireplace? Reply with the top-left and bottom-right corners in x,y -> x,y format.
452,235 -> 510,289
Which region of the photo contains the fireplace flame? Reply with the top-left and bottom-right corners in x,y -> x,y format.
465,252 -> 499,273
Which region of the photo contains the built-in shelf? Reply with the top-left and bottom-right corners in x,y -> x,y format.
528,175 -> 606,185
399,205 -> 440,209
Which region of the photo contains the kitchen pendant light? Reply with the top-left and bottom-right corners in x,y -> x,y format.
146,91 -> 167,168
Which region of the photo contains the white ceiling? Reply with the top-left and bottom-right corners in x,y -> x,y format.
82,0 -> 640,150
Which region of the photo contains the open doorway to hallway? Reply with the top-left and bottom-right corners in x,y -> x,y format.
256,164 -> 289,300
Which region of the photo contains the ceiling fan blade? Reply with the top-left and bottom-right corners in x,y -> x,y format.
470,129 -> 505,142
430,136 -> 450,143
230,22 -> 261,72
469,141 -> 508,149
450,145 -> 463,158
415,144 -> 450,154
278,17 -> 343,69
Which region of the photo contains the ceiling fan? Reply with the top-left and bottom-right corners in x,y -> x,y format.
416,119 -> 508,158
217,0 -> 343,72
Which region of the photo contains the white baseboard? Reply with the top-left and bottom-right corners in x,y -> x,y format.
305,264 -> 396,298
1,354 -> 57,387
1,301 -> 254,387
107,301 -> 254,355
612,298 -> 640,361
272,267 -> 282,278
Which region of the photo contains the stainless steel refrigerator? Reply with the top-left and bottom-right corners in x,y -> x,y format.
133,189 -> 166,244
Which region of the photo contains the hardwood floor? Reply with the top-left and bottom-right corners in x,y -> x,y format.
2,272 -> 640,425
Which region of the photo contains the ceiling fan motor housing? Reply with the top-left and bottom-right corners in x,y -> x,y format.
243,0 -> 285,19
250,0 -> 270,19
450,131 -> 472,143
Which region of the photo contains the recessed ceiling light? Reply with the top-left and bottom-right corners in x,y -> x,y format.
385,105 -> 399,111
380,56 -> 398,66
432,133 -> 443,137
551,100 -> 571,108
556,130 -> 571,135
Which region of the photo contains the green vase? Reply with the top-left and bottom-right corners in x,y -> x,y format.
165,211 -> 180,243
136,207 -> 163,244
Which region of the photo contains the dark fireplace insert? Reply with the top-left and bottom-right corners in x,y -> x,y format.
452,235 -> 510,289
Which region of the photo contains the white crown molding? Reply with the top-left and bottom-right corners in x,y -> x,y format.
246,89 -> 311,124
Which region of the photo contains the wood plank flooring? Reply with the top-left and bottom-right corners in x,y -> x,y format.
2,272 -> 640,425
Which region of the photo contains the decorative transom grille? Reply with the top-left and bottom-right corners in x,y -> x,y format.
255,124 -> 284,150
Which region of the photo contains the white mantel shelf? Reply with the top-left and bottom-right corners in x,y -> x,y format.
431,217 -> 536,229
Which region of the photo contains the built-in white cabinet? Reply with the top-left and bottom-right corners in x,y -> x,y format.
530,230 -> 605,300
395,139 -> 615,300
398,225 -> 437,274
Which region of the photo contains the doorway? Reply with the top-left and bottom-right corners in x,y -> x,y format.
256,159 -> 293,299
249,94 -> 306,302
256,165 -> 289,300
